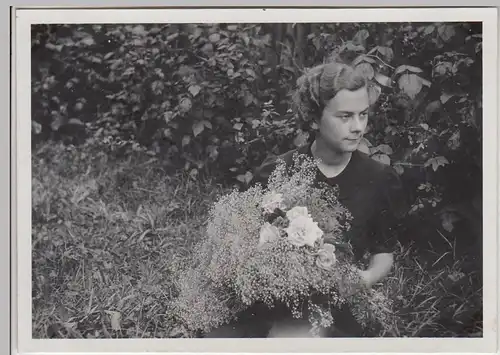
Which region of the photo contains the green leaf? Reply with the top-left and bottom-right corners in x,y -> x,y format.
356,62 -> 375,80
243,92 -> 254,107
68,118 -> 84,126
368,84 -> 382,103
372,144 -> 393,155
426,100 -> 442,115
437,24 -> 456,43
166,33 -> 179,42
131,25 -> 147,36
374,73 -> 392,87
352,29 -> 370,46
188,85 -> 202,97
178,65 -> 195,77
50,114 -> 64,131
179,98 -> 192,113
245,68 -> 256,78
357,137 -> 372,155
32,121 -> 42,134
353,55 -> 376,66
371,153 -> 391,166
192,121 -> 205,137
424,25 -> 436,35
293,130 -> 309,147
377,46 -> 394,62
45,43 -> 63,52
236,171 -> 253,184
191,27 -> 203,39
440,211 -> 460,232
104,52 -> 115,60
421,78 -> 431,87
440,92 -> 454,104
420,123 -> 429,130
110,59 -> 123,70
164,111 -> 173,123
394,165 -> 404,175
447,130 -> 461,150
395,65 -> 424,76
227,25 -> 238,31
201,43 -> 214,56
233,123 -> 244,131
80,36 -> 95,46
209,33 -> 221,43
344,42 -> 365,52
182,136 -> 191,147
151,81 -> 164,95
398,73 -> 423,99
425,156 -> 450,171
203,120 -> 212,129
189,168 -> 198,179
433,61 -> 453,76
206,145 -> 219,160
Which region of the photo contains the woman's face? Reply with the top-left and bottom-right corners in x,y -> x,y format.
318,86 -> 370,153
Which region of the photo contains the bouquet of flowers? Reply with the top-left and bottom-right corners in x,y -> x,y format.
169,153 -> 395,337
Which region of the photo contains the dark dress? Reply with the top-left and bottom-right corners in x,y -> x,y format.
203,143 -> 408,338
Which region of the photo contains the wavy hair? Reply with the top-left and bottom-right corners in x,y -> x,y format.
292,61 -> 380,126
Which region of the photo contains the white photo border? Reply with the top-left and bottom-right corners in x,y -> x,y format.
12,6 -> 499,355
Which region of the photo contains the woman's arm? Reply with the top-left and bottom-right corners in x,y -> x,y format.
360,166 -> 407,288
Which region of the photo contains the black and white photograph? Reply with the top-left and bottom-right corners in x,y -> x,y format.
13,6 -> 498,354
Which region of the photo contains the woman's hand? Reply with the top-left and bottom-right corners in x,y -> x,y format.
356,253 -> 394,290
358,269 -> 375,288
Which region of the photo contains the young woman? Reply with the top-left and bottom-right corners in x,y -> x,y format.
204,60 -> 408,338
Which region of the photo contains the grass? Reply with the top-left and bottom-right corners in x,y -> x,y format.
32,141 -> 482,338
32,141 -> 230,338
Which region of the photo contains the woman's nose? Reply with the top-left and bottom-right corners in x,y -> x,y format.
350,115 -> 363,132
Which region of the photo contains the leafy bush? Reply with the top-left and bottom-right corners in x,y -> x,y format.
31,21 -> 483,337
32,20 -> 482,263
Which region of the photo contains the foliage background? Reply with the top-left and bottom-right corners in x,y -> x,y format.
32,22 -> 483,338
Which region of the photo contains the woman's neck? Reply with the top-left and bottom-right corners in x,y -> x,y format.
311,138 -> 352,167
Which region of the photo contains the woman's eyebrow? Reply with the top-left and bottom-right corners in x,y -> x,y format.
336,107 -> 370,115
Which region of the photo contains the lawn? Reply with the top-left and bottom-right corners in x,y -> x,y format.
32,141 -> 483,338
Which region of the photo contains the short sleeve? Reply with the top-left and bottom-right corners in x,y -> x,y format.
367,166 -> 409,255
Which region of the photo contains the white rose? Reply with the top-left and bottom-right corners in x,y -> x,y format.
316,243 -> 337,271
285,215 -> 323,248
285,206 -> 310,220
258,222 -> 280,247
261,191 -> 285,214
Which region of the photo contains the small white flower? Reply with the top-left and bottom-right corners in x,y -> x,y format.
261,191 -> 286,214
316,243 -> 337,271
258,222 -> 280,247
285,215 -> 323,247
285,206 -> 310,220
